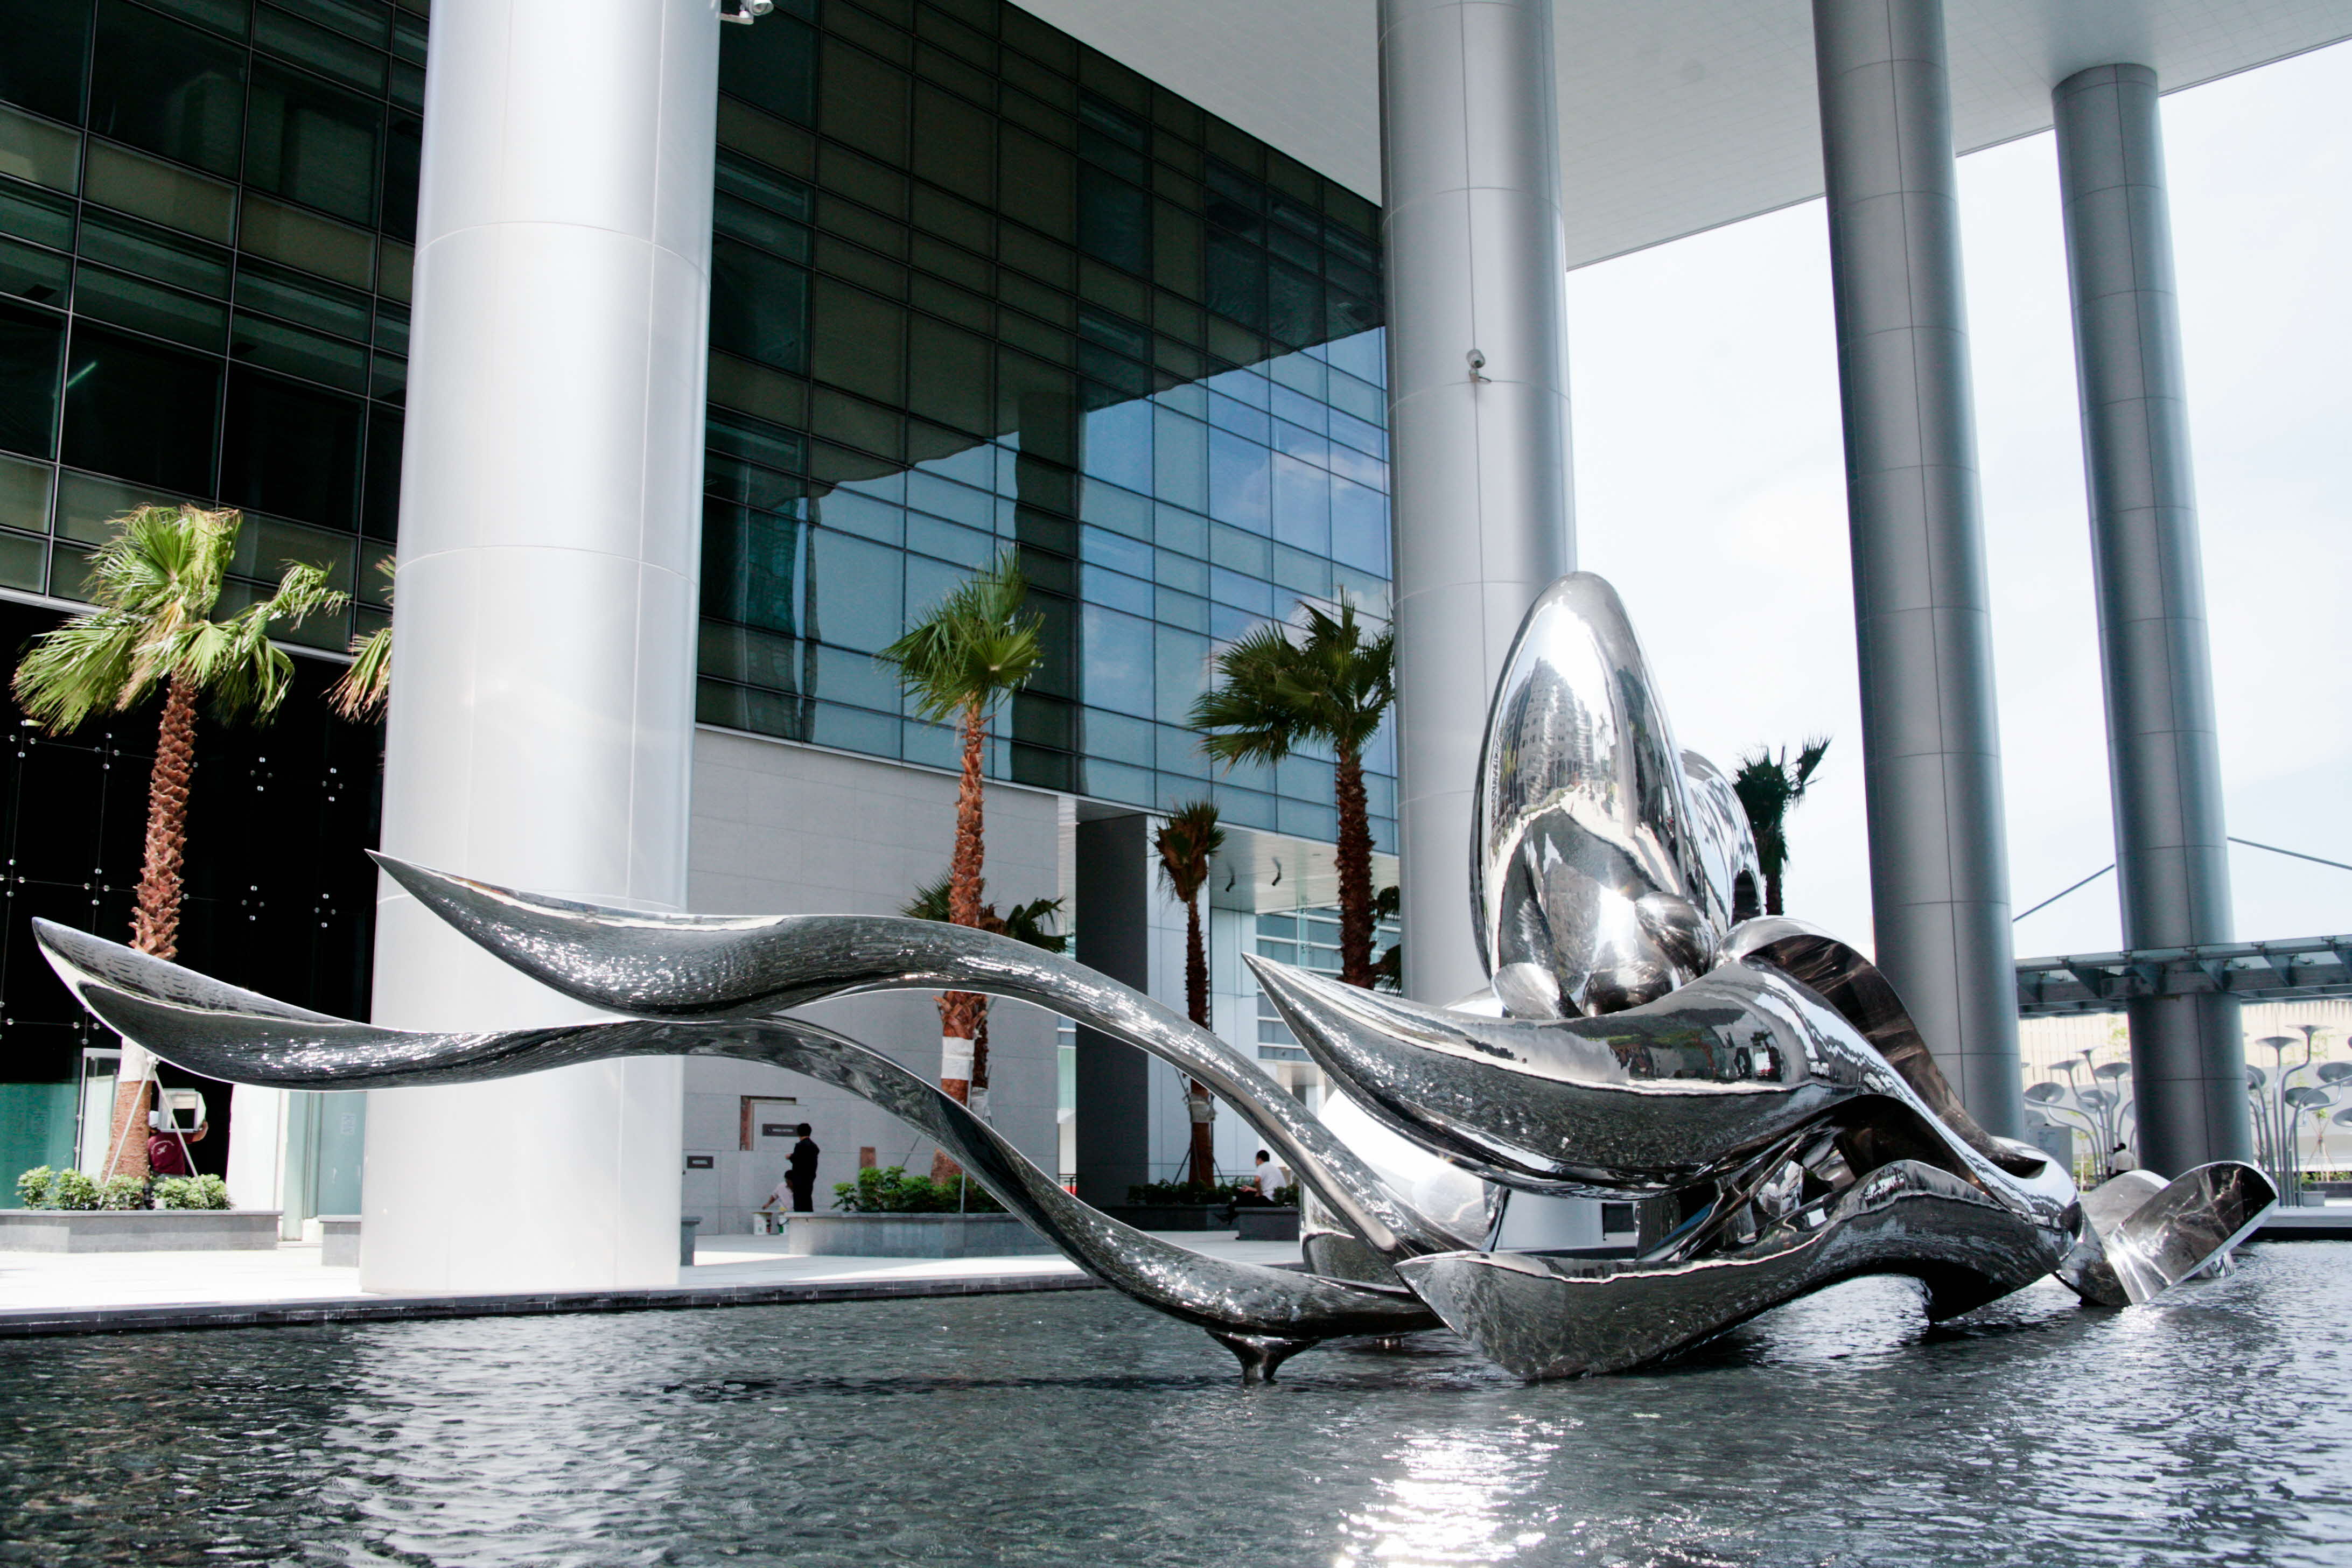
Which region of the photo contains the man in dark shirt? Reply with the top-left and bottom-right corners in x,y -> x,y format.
785,1124 -> 820,1212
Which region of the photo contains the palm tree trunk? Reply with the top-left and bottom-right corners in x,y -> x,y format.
935,698 -> 988,1178
1333,743 -> 1375,989
1764,864 -> 1784,918
1182,895 -> 1216,1188
109,676 -> 199,1180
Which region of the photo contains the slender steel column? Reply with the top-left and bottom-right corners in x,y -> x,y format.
1811,0 -> 2022,1136
1381,0 -> 1576,1005
360,0 -> 719,1291
2053,65 -> 2251,1173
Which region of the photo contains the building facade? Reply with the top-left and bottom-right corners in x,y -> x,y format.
0,0 -> 1395,1219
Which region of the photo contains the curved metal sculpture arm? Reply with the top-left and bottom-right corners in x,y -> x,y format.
1249,951 -> 2077,1223
30,920 -> 1437,1343
1723,918 -> 2046,1177
367,855 -> 1476,1258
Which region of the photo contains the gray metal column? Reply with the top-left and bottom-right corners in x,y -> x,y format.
1381,0 -> 1576,1005
1811,0 -> 2023,1136
2053,64 -> 2251,1173
1073,814 -> 1153,1209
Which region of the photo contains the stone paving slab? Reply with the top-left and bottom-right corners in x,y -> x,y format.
0,1231 -> 1305,1339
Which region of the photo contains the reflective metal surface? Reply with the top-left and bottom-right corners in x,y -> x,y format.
1471,573 -> 1716,1019
32,923 -> 1437,1372
1681,747 -> 1761,931
31,565 -> 2278,1382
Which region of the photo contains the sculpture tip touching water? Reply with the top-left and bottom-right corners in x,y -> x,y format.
33,570 -> 2275,1382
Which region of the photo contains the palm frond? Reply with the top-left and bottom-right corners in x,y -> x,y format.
332,625 -> 394,722
878,551 -> 1044,723
1191,596 -> 1395,766
1155,799 -> 1225,905
998,896 -> 1067,953
12,612 -> 145,733
901,873 -> 954,923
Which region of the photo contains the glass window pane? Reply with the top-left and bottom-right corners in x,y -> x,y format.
0,181 -> 78,251
246,62 -> 384,225
0,300 -> 63,459
1332,475 -> 1387,576
1271,452 -> 1329,556
235,256 -> 370,338
0,0 -> 94,124
719,13 -> 817,125
710,239 -> 809,374
360,403 -> 400,540
90,0 -> 247,177
72,264 -> 227,349
254,5 -> 386,93
1077,166 -> 1147,275
1080,396 -> 1150,493
807,528 -> 902,654
912,83 -> 991,203
822,41 -> 908,164
77,211 -> 231,296
1079,600 -> 1151,717
61,322 -> 219,493
1207,426 -> 1268,533
701,503 -> 803,634
229,311 -> 369,390
808,276 -> 904,406
381,112 -> 420,242
0,236 -> 69,309
221,366 -> 362,528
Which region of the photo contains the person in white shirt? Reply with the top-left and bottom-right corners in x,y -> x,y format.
1252,1149 -> 1286,1202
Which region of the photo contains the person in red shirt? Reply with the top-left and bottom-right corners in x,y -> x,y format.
146,1113 -> 206,1177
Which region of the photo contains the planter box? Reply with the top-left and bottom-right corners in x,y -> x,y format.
783,1212 -> 1058,1259
0,1209 -> 283,1254
1234,1206 -> 1300,1242
1099,1205 -> 1229,1231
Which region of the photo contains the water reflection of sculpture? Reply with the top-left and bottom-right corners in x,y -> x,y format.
33,573 -> 2278,1383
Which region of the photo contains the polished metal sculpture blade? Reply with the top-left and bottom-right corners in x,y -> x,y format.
2058,1162 -> 2279,1306
1394,1160 -> 2068,1380
1680,748 -> 1761,932
31,919 -> 1438,1356
1251,949 -> 1968,1195
1471,573 -> 1716,1018
367,854 -> 1480,1262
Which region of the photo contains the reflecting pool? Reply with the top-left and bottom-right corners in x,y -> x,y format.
3,1243 -> 2349,1567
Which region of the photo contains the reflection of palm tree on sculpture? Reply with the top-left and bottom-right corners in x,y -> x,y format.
11,505 -> 345,1177
1155,800 -> 1225,1188
879,552 -> 1041,1175
1192,601 -> 1392,990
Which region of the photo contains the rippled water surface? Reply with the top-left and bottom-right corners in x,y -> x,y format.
3,1243 -> 2349,1567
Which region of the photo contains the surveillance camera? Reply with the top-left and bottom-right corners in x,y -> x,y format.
719,0 -> 774,22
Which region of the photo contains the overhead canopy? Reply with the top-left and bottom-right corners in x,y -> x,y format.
1024,0 -> 2352,267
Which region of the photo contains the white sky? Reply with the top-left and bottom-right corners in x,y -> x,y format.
1567,39 -> 2352,962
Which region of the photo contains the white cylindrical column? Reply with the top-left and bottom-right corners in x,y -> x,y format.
1381,0 -> 1576,1006
359,0 -> 719,1293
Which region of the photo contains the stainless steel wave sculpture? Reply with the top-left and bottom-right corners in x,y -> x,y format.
33,569 -> 2277,1383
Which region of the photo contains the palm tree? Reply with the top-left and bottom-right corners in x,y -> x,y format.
330,555 -> 394,722
1192,600 -> 1393,989
879,551 -> 1042,1162
1731,737 -> 1832,917
13,504 -> 346,1177
1154,800 -> 1225,1188
900,873 -> 1065,1119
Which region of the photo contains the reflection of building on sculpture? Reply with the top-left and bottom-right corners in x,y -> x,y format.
31,573 -> 2277,1383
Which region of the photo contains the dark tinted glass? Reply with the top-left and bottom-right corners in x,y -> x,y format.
88,0 -> 247,177
380,112 -> 421,241
360,403 -> 400,539
0,302 -> 64,459
221,367 -> 362,527
1077,167 -> 1147,275
710,240 -> 809,374
0,0 -> 94,124
246,62 -> 383,225
60,323 -> 220,493
719,12 -> 817,124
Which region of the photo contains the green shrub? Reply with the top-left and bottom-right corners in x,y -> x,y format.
15,1166 -> 55,1208
152,1175 -> 230,1210
830,1165 -> 1003,1214
47,1170 -> 100,1210
97,1174 -> 148,1210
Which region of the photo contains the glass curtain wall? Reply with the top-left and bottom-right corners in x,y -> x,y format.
0,0 -> 418,646
695,0 -> 1398,849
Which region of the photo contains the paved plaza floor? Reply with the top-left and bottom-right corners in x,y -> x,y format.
0,1229 -> 1304,1334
